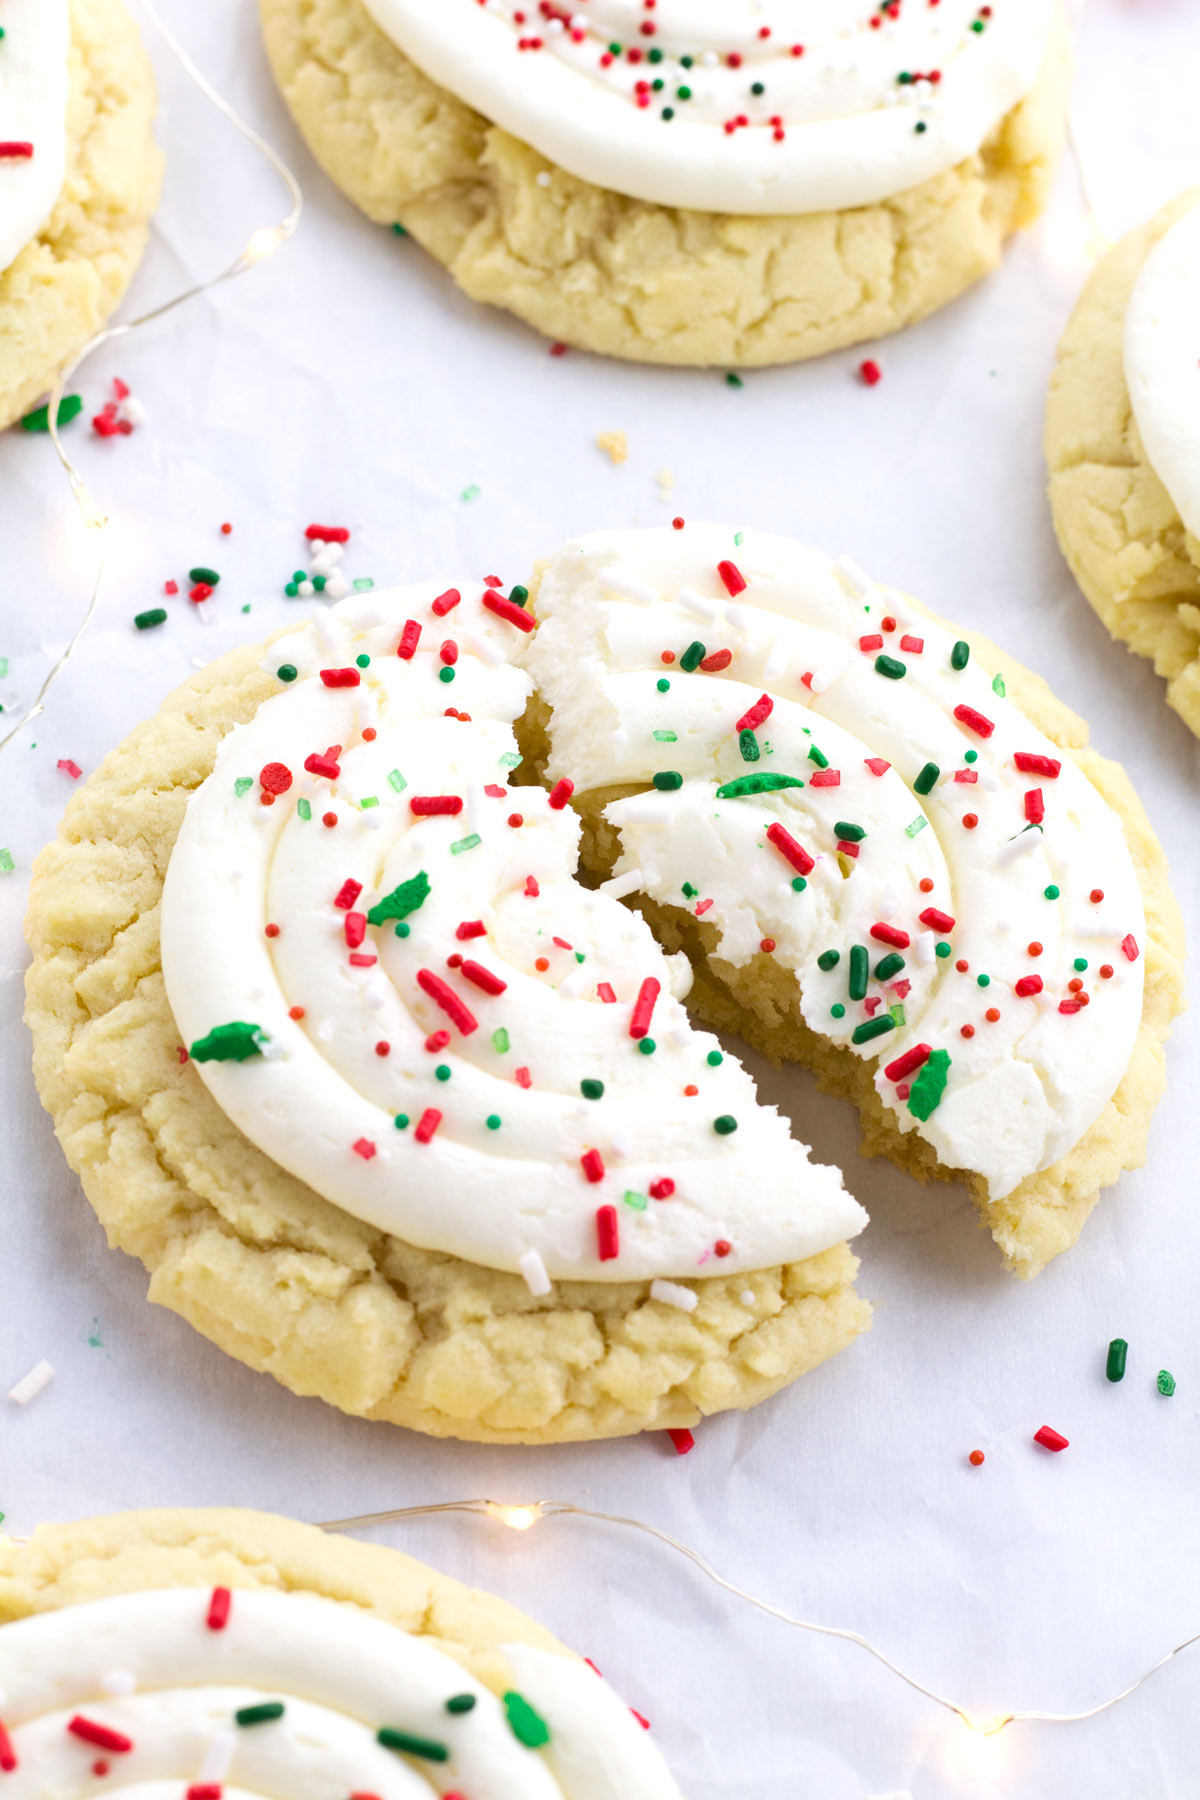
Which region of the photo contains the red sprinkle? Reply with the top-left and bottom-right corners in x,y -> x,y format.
417,969 -> 478,1035
344,912 -> 367,949
864,756 -> 891,776
582,1148 -> 605,1184
410,794 -> 463,816
304,750 -> 341,781
630,976 -> 660,1040
515,1066 -> 532,1089
319,667 -> 361,688
870,922 -> 910,949
650,1178 -> 675,1200
968,1450 -> 985,1468
67,1718 -> 133,1755
1014,752 -> 1061,778
483,591 -> 536,632
352,1138 -> 376,1160
809,768 -> 841,788
717,560 -> 746,597
548,777 -> 575,810
187,1788 -> 225,1800
334,879 -> 363,910
1034,1425 -> 1069,1452
953,704 -> 995,738
0,142 -> 35,160
919,906 -> 956,933
736,694 -> 773,732
432,587 -> 461,616
859,358 -> 882,386
1121,934 -> 1140,962
597,982 -> 617,1004
456,919 -> 486,940
1015,975 -> 1044,999
766,821 -> 814,877
460,959 -> 507,996
1024,788 -> 1045,825
305,524 -> 350,542
397,619 -> 421,659
259,761 -> 292,794
415,1108 -> 442,1144
699,648 -> 732,672
899,635 -> 924,655
0,1722 -> 15,1774
596,1203 -> 620,1259
884,1043 -> 932,1083
667,1428 -> 695,1456
57,758 -> 82,780
859,634 -> 884,653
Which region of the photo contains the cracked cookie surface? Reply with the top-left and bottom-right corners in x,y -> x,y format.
258,0 -> 1068,367
0,0 -> 162,432
24,639 -> 868,1443
1046,190 -> 1200,740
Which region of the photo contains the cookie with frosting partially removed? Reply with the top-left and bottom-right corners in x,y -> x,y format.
259,0 -> 1068,366
0,0 -> 162,432
25,570 -> 869,1443
0,1506 -> 685,1798
525,525 -> 1184,1277
1046,189 -> 1200,740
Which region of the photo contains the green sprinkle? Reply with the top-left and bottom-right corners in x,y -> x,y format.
935,941 -> 952,959
977,973 -> 990,988
848,945 -> 869,1000
276,663 -> 297,682
715,773 -> 805,799
435,1064 -> 451,1082
653,729 -> 678,743
905,817 -> 928,838
653,770 -> 683,790
0,849 -> 14,875
377,1727 -> 449,1763
21,394 -> 83,432
874,952 -> 905,982
355,652 -> 370,668
504,1692 -> 551,1750
189,566 -> 220,586
682,882 -> 698,898
992,673 -> 1006,696
1045,885 -> 1061,900
831,1003 -> 845,1019
875,655 -> 906,680
461,484 -> 480,502
297,798 -> 312,821
908,1048 -> 951,1121
353,577 -> 375,592
394,922 -> 410,938
359,796 -> 379,810
233,777 -> 253,797
807,743 -> 829,770
1158,1369 -> 1176,1397
638,1037 -> 656,1055
792,877 -> 807,892
486,1115 -> 501,1131
965,749 -> 978,764
439,666 -> 456,683
725,372 -> 743,388
706,1050 -> 723,1066
394,1114 -> 410,1129
393,222 -> 408,235
623,1189 -> 648,1210
834,821 -> 865,842
134,607 -> 167,630
951,641 -> 970,670
368,870 -> 430,926
1073,957 -> 1088,972
713,1115 -> 738,1135
914,761 -> 939,796
889,1002 -> 906,1027
1106,1338 -> 1127,1383
446,1695 -> 477,1715
852,1015 -> 896,1045
581,1078 -> 605,1100
739,729 -> 760,762
734,532 -> 744,546
451,834 -> 481,854
190,1021 -> 268,1063
680,641 -> 706,672
817,949 -> 840,972
509,584 -> 529,607
284,582 -> 299,598
492,1027 -> 510,1054
236,1703 -> 286,1728
657,678 -> 671,692
500,751 -> 522,769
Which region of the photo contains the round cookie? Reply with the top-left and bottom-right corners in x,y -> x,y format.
524,527 -> 1185,1280
0,1506 -> 684,1797
1046,190 -> 1200,740
258,0 -> 1069,368
24,586 -> 870,1445
0,0 -> 163,433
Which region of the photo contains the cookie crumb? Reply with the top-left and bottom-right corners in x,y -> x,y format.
596,430 -> 628,466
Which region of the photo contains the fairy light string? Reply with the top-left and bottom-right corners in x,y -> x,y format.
0,0 -> 302,760
318,1496 -> 1200,1738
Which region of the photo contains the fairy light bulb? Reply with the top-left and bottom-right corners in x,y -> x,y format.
487,1502 -> 544,1532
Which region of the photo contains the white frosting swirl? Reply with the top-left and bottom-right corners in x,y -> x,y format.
362,0 -> 1052,213
161,583 -> 865,1284
0,0 -> 69,278
1124,195 -> 1200,541
526,526 -> 1146,1201
0,1587 -> 681,1798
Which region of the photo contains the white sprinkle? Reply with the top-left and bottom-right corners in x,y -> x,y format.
650,1279 -> 699,1313
297,580 -> 315,599
466,632 -> 505,668
316,1019 -> 334,1043
763,639 -> 788,682
996,827 -> 1043,865
618,794 -> 676,825
325,574 -> 350,601
7,1360 -> 54,1405
833,554 -> 875,598
199,1730 -> 237,1783
536,169 -> 552,187
809,658 -> 847,694
677,586 -> 721,622
520,1249 -> 553,1296
724,603 -> 752,632
740,1289 -> 756,1306
603,571 -> 657,606
100,1670 -> 138,1697
878,884 -> 900,919
611,1131 -> 634,1159
312,611 -> 345,656
913,932 -> 937,966
559,969 -> 590,998
599,867 -> 645,901
365,975 -> 388,1010
123,396 -> 147,427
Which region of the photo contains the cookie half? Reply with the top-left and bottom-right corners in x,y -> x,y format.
259,0 -> 1068,367
25,573 -> 870,1443
0,1505 -> 684,1797
0,0 -> 163,432
1046,189 -> 1200,739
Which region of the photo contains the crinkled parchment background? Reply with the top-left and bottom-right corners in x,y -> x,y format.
1,3 -> 1198,1796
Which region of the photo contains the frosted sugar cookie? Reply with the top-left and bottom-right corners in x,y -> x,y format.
1046,190 -> 1200,739
259,0 -> 1068,366
0,0 -> 162,432
0,1506 -> 684,1798
524,525 -> 1184,1277
25,576 -> 869,1443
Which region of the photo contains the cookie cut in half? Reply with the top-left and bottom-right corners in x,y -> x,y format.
25,569 -> 869,1443
1047,188 -> 1200,739
0,0 -> 163,432
524,525 -> 1184,1278
0,1505 -> 685,1798
259,0 -> 1068,366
